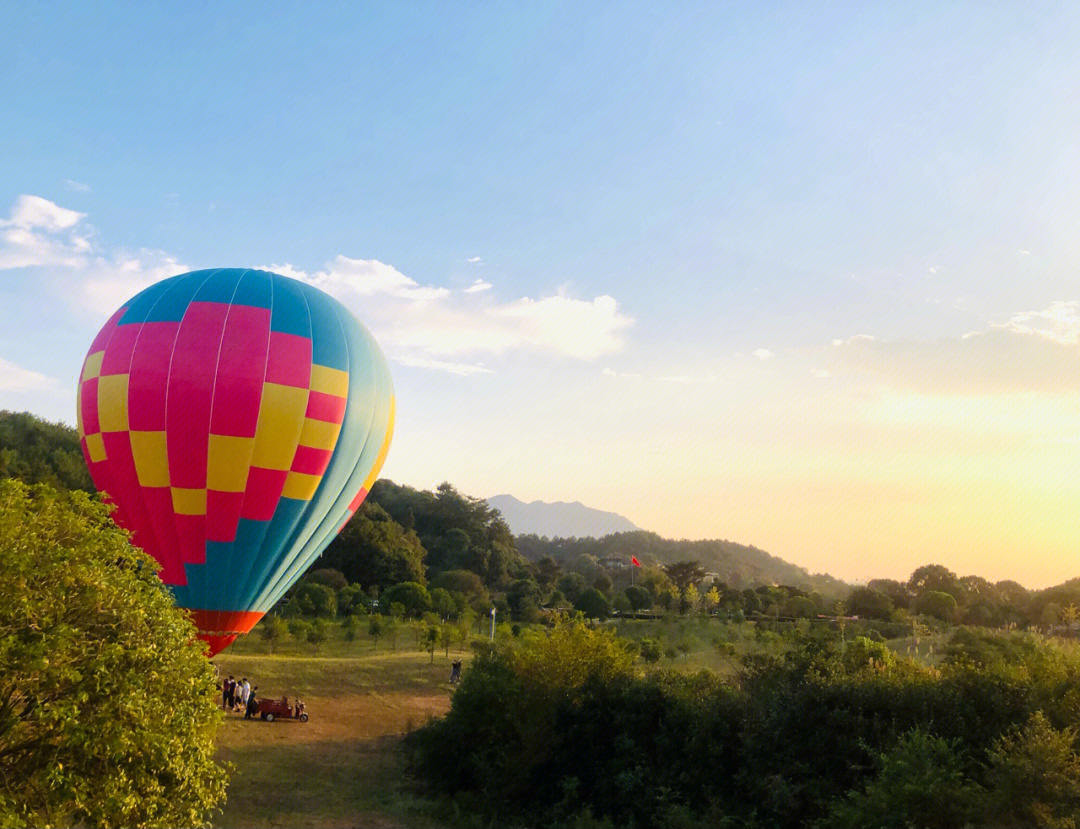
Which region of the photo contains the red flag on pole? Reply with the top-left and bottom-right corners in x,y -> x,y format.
631,555 -> 642,567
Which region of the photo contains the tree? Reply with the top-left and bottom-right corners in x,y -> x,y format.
823,729 -> 981,829
288,582 -> 337,618
0,411 -> 95,494
430,587 -> 456,620
624,585 -> 652,611
682,584 -> 700,613
664,560 -> 707,592
704,586 -> 721,614
556,572 -> 588,603
986,711 -> 1080,826
318,501 -> 427,589
0,480 -> 226,828
913,590 -> 958,621
258,615 -> 288,653
381,582 -> 432,618
307,618 -> 330,650
368,614 -> 384,648
304,567 -> 348,591
847,586 -> 895,620
423,625 -> 440,663
575,588 -> 611,620
337,583 -> 366,616
907,564 -> 962,601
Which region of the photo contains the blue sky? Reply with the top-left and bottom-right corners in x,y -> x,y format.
2,3 -> 1079,585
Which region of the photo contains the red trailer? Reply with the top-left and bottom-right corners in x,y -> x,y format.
257,696 -> 308,722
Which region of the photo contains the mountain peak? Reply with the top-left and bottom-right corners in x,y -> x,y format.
487,494 -> 639,538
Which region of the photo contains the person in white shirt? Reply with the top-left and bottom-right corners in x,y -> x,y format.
240,678 -> 251,709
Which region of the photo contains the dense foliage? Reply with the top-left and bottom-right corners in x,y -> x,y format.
0,411 -> 94,494
0,479 -> 226,828
412,621 -> 1080,828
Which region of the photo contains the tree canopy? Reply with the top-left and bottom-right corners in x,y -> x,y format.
0,479 -> 226,828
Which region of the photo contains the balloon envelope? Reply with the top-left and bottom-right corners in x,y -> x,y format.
77,269 -> 394,655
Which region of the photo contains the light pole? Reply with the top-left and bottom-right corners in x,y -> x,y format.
489,607 -> 496,641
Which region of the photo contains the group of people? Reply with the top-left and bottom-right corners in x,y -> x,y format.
221,675 -> 260,719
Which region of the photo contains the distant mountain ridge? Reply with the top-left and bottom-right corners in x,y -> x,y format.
487,494 -> 639,538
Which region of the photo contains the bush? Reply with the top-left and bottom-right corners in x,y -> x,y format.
574,588 -> 611,620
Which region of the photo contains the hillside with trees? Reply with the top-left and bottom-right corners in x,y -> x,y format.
0,410 -> 95,494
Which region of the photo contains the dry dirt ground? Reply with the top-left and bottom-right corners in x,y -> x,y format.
212,651 -> 458,828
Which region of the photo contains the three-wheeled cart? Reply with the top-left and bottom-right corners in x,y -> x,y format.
257,697 -> 308,723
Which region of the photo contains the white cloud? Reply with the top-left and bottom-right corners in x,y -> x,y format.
464,278 -> 492,293
274,259 -> 632,364
79,250 -> 188,315
927,267 -> 937,275
0,357 -> 59,393
753,348 -> 774,360
65,179 -> 92,193
1018,250 -> 1031,255
0,195 -> 91,269
393,356 -> 493,376
824,302 -> 1080,394
269,256 -> 449,302
466,256 -> 482,263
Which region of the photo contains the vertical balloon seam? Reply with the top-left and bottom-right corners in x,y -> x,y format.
198,270 -> 250,633
245,283 -> 353,610
226,272 -> 280,615
161,270 -> 220,586
233,274 -> 316,611
256,307 -> 391,610
253,297 -> 370,608
192,269 -> 247,635
121,273 -> 214,589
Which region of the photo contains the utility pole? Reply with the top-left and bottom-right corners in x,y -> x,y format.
490,607 -> 496,641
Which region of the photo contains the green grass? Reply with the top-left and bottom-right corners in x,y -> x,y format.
212,645 -> 467,828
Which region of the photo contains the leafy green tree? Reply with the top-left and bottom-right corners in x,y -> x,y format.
0,411 -> 95,494
381,582 -> 432,618
430,586 -> 456,619
318,501 -> 426,589
258,615 -> 288,653
664,560 -> 707,592
613,591 -> 632,614
913,589 -> 958,621
639,637 -> 662,663
847,586 -> 895,620
307,618 -> 330,650
0,480 -> 226,828
304,567 -> 348,591
556,572 -> 588,603
423,625 -> 440,662
821,729 -> 981,829
431,569 -> 488,599
682,584 -> 700,613
592,573 -> 613,597
287,617 -> 310,640
704,586 -> 721,613
367,614 -> 383,648
337,583 -> 366,616
624,585 -> 652,611
506,578 -> 543,621
985,711 -> 1080,827
574,588 -> 611,620
288,582 -> 337,618
784,594 -> 817,619
907,563 -> 962,601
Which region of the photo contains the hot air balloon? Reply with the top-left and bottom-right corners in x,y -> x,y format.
76,269 -> 394,656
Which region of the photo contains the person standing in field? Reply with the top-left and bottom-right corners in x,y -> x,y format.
240,678 -> 250,711
244,686 -> 259,720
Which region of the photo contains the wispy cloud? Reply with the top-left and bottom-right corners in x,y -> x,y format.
64,179 -> 92,193
464,278 -> 492,293
275,259 -> 633,364
0,195 -> 188,315
0,357 -> 59,393
466,256 -> 482,264
753,348 -> 774,360
823,302 -> 1080,394
393,356 -> 493,376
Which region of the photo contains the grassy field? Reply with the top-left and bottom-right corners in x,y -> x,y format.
212,643 -> 465,828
